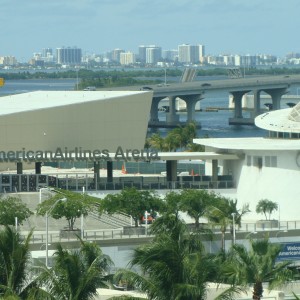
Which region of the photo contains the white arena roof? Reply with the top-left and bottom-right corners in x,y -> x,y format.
255,102 -> 300,133
0,91 -> 148,115
194,137 -> 300,151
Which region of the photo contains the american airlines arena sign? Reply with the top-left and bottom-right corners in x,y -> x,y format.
0,147 -> 160,162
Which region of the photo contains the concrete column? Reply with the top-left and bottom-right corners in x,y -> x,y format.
17,162 -> 23,175
149,97 -> 164,123
253,90 -> 261,117
166,160 -> 177,189
184,94 -> 203,122
231,91 -> 245,118
107,161 -> 113,183
94,161 -> 100,190
166,96 -> 180,124
35,162 -> 42,174
212,159 -> 218,189
264,88 -> 287,111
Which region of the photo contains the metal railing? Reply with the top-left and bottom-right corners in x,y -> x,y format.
0,173 -> 235,192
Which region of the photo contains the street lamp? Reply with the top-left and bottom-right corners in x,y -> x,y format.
45,198 -> 66,268
39,187 -> 53,204
231,213 -> 236,245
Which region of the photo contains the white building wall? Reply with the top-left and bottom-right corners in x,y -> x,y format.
234,149 -> 300,221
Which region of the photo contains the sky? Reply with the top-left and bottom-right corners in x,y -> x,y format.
1,0 -> 300,62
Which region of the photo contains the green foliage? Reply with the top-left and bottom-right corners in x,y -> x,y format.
146,121 -> 203,152
36,189 -> 99,230
36,240 -> 113,300
114,216 -> 233,300
222,237 -> 296,300
180,189 -> 216,228
0,196 -> 33,226
256,199 -> 278,220
0,226 -> 45,299
206,196 -> 250,250
100,187 -> 162,227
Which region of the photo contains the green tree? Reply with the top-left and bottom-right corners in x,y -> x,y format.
180,189 -> 214,229
114,216 -> 235,300
256,199 -> 278,220
0,226 -> 46,299
160,191 -> 182,220
36,189 -> 99,231
207,196 -> 249,251
0,196 -> 33,226
37,240 -> 113,300
100,188 -> 162,227
222,237 -> 296,300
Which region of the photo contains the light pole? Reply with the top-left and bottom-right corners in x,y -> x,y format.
39,187 -> 53,204
76,69 -> 79,90
231,213 -> 236,245
164,68 -> 167,85
45,198 -> 66,268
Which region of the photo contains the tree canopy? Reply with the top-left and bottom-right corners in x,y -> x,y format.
36,189 -> 99,231
256,199 -> 278,220
0,196 -> 33,226
100,187 -> 162,227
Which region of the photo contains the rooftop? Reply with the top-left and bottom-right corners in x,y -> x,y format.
194,137 -> 300,150
0,91 -> 148,116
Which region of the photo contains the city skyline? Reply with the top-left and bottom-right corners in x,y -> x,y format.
1,0 -> 300,61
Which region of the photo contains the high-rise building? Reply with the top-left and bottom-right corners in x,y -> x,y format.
198,45 -> 205,63
138,45 -> 161,63
178,44 -> 200,64
0,56 -> 17,66
42,48 -> 54,63
120,52 -> 136,65
163,50 -> 178,62
146,46 -> 162,64
111,49 -> 125,63
56,47 -> 82,64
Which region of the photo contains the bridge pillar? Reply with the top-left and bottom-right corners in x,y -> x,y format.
150,97 -> 164,123
253,90 -> 261,117
229,90 -> 252,125
183,94 -> 203,123
166,96 -> 180,125
231,91 -> 244,118
264,88 -> 287,110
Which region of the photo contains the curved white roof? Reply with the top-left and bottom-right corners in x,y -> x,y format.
255,102 -> 300,133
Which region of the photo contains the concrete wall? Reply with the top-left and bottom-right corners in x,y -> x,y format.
0,92 -> 151,153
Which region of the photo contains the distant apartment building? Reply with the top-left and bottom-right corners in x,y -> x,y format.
163,49 -> 178,62
138,45 -> 162,64
178,44 -> 202,64
120,52 -> 136,65
111,48 -> 125,63
41,48 -> 54,63
199,44 -> 205,63
56,47 -> 82,64
146,46 -> 162,64
0,56 -> 17,66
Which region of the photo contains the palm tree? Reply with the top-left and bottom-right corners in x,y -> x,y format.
0,226 -> 45,299
222,237 -> 296,300
206,196 -> 249,251
37,239 -> 113,300
256,199 -> 278,220
114,216 -> 231,300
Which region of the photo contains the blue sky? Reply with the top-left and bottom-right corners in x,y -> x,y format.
1,0 -> 299,61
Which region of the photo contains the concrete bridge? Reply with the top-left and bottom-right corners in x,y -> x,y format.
140,74 -> 300,127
